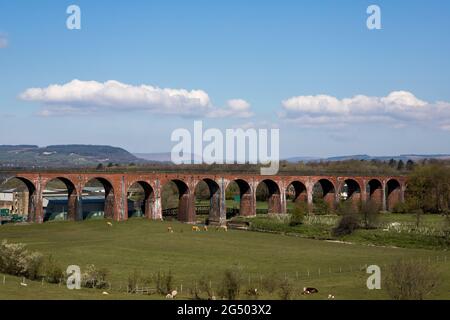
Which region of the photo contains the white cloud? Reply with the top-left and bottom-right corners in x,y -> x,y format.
20,79 -> 253,118
280,91 -> 450,130
0,33 -> 8,48
208,99 -> 253,118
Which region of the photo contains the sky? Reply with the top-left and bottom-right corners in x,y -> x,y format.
1,0 -> 450,158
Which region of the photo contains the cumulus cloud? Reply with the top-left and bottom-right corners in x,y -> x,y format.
20,79 -> 253,118
208,99 -> 253,118
0,33 -> 8,48
280,91 -> 450,130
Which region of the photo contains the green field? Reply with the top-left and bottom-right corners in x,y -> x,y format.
0,218 -> 449,300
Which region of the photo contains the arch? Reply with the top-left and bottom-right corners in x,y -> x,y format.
194,178 -> 221,223
162,179 -> 193,222
313,178 -> 336,212
81,177 -> 115,220
1,176 -> 37,222
386,179 -> 401,211
225,179 -> 254,217
367,179 -> 383,210
43,177 -> 78,222
256,179 -> 281,214
127,181 -> 154,219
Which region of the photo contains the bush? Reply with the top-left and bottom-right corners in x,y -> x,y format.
392,202 -> 409,214
262,273 -> 280,294
191,275 -> 215,300
313,199 -> 331,215
278,277 -> 294,300
81,264 -> 109,289
218,265 -> 244,300
289,203 -> 307,226
336,200 -> 359,216
0,240 -> 44,280
154,270 -> 175,295
384,260 -> 439,300
361,200 -> 380,229
332,214 -> 360,237
43,255 -> 64,284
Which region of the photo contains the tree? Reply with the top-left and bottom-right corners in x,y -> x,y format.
388,158 -> 397,168
406,159 -> 414,171
385,260 -> 439,300
96,163 -> 104,170
360,200 -> 379,229
397,160 -> 404,171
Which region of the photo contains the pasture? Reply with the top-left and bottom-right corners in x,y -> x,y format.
0,218 -> 449,299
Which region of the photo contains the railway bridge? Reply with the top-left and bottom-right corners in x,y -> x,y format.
0,171 -> 407,224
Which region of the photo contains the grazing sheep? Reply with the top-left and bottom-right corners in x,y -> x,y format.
327,294 -> 335,299
216,225 -> 228,232
171,290 -> 178,298
192,226 -> 200,232
166,293 -> 173,299
20,282 -> 27,287
203,225 -> 208,231
102,291 -> 109,295
167,226 -> 174,233
107,222 -> 113,227
302,287 -> 319,295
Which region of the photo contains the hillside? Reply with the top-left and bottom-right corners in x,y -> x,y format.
0,145 -> 143,168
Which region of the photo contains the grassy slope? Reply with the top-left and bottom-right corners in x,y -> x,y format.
0,219 -> 449,300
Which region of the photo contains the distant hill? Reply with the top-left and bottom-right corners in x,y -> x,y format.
0,145 -> 143,168
284,154 -> 450,163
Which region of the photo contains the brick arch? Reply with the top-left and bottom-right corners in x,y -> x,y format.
126,180 -> 155,219
193,178 -> 222,224
7,176 -> 38,222
286,180 -> 308,203
161,178 -> 194,222
224,178 -> 254,217
367,178 -> 383,210
81,177 -> 115,220
387,178 -> 401,211
256,179 -> 282,214
313,178 -> 336,209
42,177 -> 79,222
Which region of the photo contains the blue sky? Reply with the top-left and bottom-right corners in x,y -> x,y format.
1,0 -> 450,158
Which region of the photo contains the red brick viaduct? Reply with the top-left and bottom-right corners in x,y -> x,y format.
1,171 -> 407,225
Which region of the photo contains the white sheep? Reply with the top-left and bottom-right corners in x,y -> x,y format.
166,293 -> 173,299
107,222 -> 113,227
171,290 -> 178,298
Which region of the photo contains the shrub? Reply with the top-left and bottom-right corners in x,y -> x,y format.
262,273 -> 280,294
384,260 -> 439,300
332,214 -> 360,237
191,275 -> 215,300
278,277 -> 294,300
43,255 -> 64,284
313,199 -> 331,215
0,240 -> 44,280
392,202 -> 409,214
81,264 -> 109,289
336,200 -> 359,216
289,203 -> 307,226
218,265 -> 244,300
154,270 -> 175,295
127,269 -> 143,293
361,200 -> 380,229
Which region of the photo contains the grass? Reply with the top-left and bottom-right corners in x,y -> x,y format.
0,218 -> 449,300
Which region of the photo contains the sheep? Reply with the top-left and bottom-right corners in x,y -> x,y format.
171,290 -> 178,298
107,222 -> 113,227
166,293 -> 173,299
327,294 -> 335,299
167,226 -> 174,233
102,291 -> 109,295
20,282 -> 27,287
203,225 -> 208,231
192,225 -> 200,232
302,287 -> 319,295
